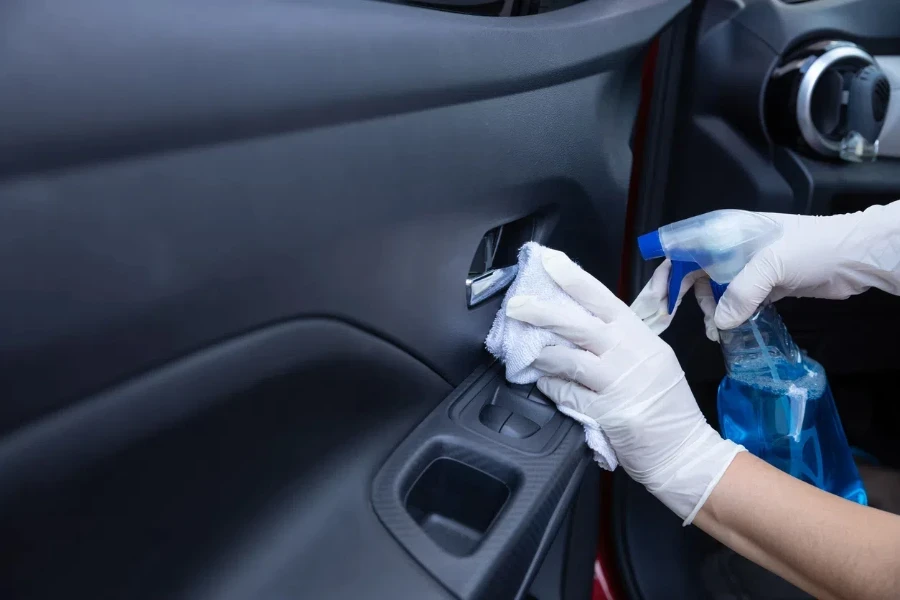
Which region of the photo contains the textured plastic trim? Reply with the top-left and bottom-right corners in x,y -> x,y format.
373,365 -> 589,600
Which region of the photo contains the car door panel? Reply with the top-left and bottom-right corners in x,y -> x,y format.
0,0 -> 688,597
2,319 -> 453,599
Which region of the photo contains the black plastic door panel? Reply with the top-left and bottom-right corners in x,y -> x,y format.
0,0 -> 687,598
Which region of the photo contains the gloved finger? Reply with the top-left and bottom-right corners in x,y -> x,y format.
540,248 -> 628,323
536,376 -> 599,420
505,296 -> 618,355
533,345 -> 625,392
693,278 -> 719,342
632,261 -> 706,335
714,247 -> 780,330
630,259 -> 671,321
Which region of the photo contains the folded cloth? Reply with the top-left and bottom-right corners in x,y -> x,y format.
485,242 -> 618,471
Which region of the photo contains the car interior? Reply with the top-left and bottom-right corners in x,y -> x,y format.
622,1 -> 900,598
1,0 -> 898,599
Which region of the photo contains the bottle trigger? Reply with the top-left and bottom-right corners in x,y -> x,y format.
667,261 -> 702,314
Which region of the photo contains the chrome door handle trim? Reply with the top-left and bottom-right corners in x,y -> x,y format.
466,265 -> 518,307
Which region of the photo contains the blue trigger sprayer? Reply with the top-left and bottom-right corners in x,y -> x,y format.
638,210 -> 867,504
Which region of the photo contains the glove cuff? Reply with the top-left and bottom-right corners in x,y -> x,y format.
642,422 -> 745,525
682,441 -> 745,526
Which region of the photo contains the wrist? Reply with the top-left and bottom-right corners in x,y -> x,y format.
639,420 -> 745,525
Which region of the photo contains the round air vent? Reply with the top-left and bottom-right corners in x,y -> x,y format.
765,41 -> 891,159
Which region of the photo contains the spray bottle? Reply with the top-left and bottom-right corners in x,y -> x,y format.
637,210 -> 866,504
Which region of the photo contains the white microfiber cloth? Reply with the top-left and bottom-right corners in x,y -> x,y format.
485,242 -> 618,471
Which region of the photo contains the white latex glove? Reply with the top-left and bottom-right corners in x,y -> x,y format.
506,248 -> 744,524
630,259 -> 718,340
714,202 -> 900,330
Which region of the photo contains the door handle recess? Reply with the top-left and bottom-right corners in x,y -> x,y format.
467,216 -> 537,307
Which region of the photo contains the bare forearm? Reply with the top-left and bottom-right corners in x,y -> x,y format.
694,452 -> 900,600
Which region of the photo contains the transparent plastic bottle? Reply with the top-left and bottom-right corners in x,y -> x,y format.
639,209 -> 868,503
717,303 -> 867,504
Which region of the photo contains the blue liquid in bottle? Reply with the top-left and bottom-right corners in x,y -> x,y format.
716,304 -> 867,504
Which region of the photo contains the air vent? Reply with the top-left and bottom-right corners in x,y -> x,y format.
386,0 -> 585,16
766,41 -> 890,158
874,77 -> 891,122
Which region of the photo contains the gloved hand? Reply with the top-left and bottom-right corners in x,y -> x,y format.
506,248 -> 744,524
713,202 -> 900,331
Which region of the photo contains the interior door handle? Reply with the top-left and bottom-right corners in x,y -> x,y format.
466,265 -> 517,307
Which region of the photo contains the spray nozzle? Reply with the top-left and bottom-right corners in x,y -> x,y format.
637,210 -> 783,314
